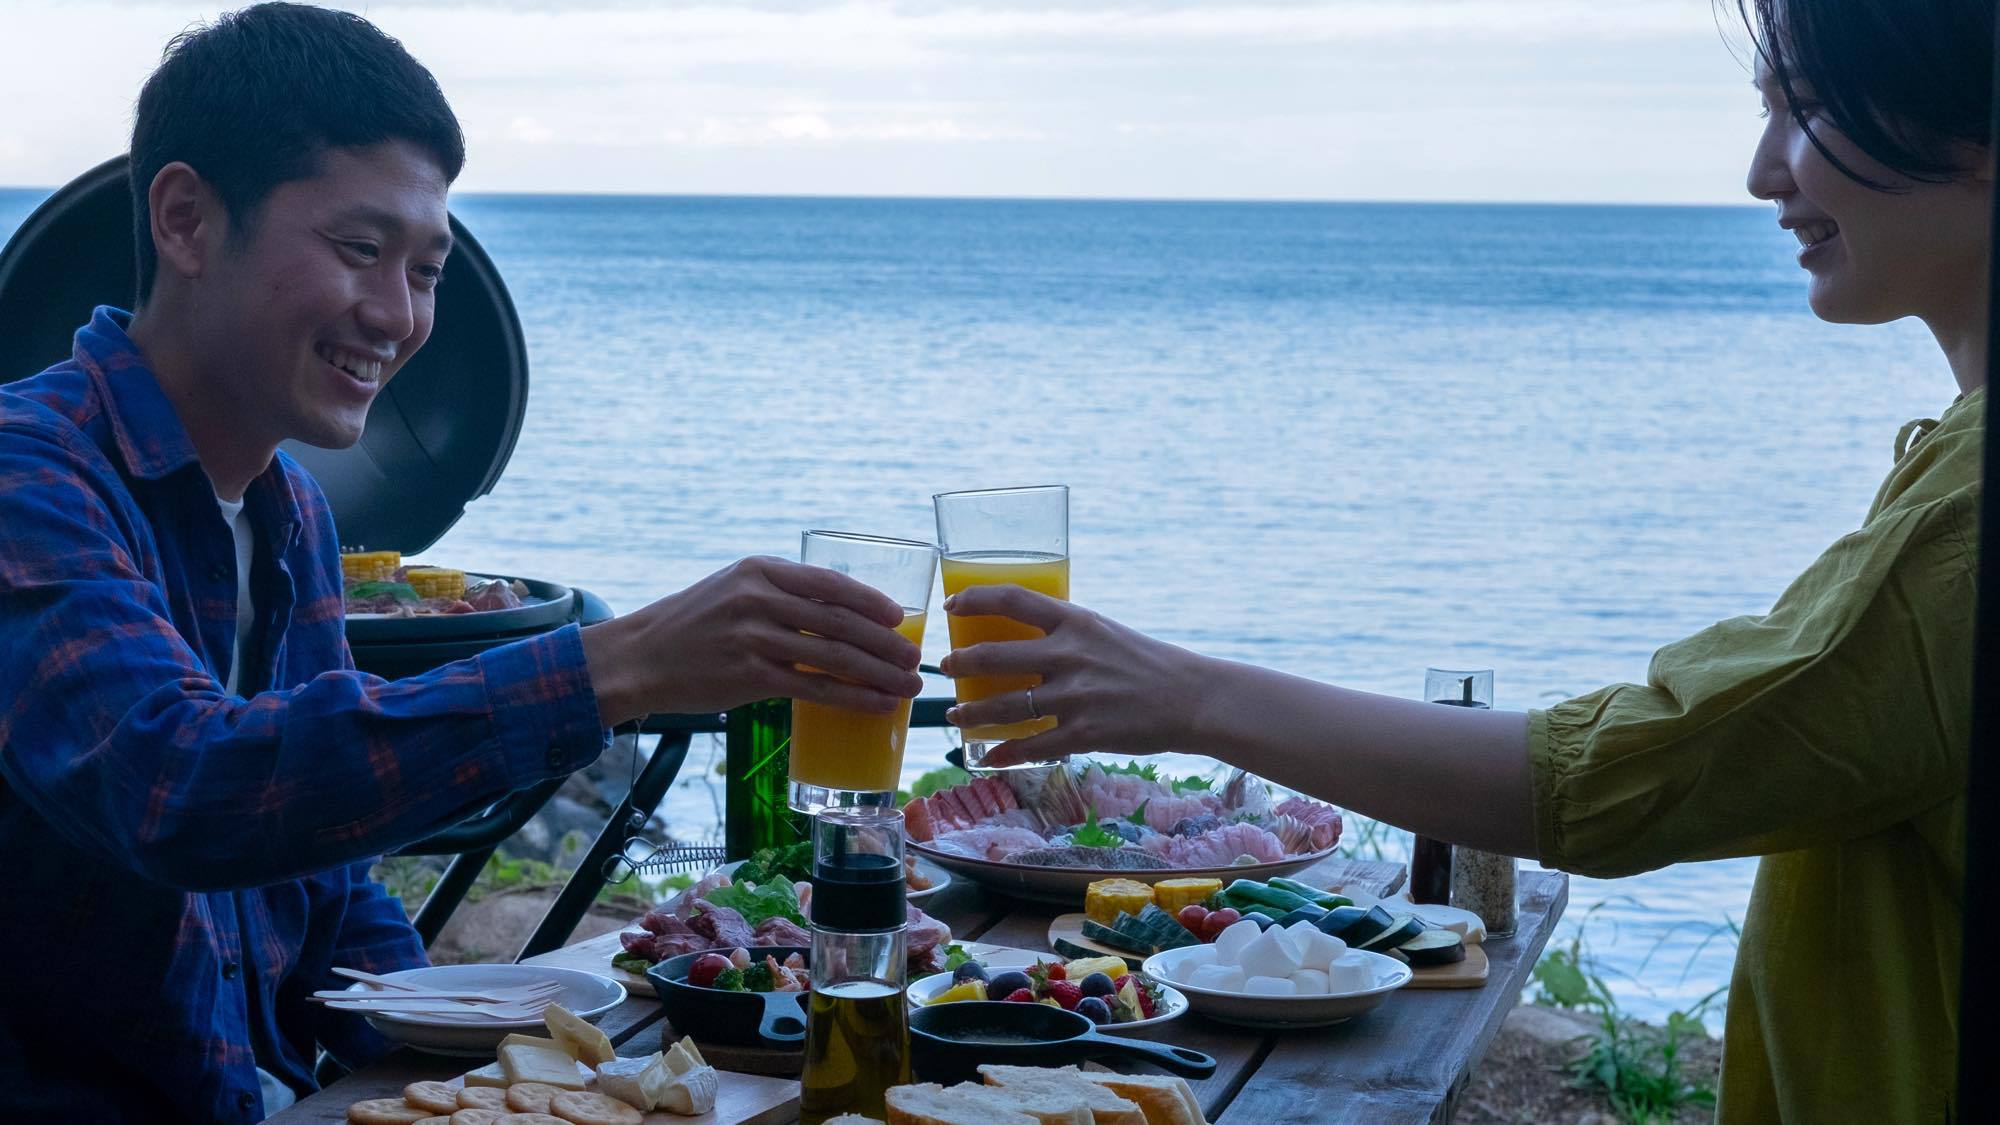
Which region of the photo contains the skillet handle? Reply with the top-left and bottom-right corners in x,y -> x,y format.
1084,1033 -> 1217,1079
757,991 -> 808,1044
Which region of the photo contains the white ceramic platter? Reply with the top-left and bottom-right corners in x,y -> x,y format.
1140,945 -> 1410,1030
347,963 -> 626,1056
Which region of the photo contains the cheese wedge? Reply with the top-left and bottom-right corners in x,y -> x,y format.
462,1061 -> 509,1088
658,1064 -> 720,1116
595,1053 -> 670,1111
500,1041 -> 590,1089
544,1003 -> 617,1066
663,1038 -> 706,1075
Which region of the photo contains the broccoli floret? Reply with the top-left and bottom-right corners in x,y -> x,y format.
712,967 -> 746,992
741,962 -> 777,993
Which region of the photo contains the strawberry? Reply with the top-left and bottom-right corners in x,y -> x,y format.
1045,962 -> 1067,982
1003,988 -> 1036,1003
1114,975 -> 1158,1018
1046,980 -> 1084,1010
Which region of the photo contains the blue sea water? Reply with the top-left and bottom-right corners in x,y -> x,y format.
0,189 -> 1955,1025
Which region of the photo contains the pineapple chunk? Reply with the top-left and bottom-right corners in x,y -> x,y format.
1061,956 -> 1131,983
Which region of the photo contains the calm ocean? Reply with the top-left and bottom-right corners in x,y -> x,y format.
0,189 -> 1954,1023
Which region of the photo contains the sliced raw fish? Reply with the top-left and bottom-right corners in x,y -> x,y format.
929,825 -> 1051,861
1002,846 -> 1171,870
1138,822 -> 1286,865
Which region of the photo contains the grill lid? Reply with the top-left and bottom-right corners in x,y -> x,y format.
0,155 -> 529,555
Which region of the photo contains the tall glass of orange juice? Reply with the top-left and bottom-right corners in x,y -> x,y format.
932,485 -> 1069,770
790,530 -> 940,814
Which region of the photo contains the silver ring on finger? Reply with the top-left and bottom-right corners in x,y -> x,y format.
1025,686 -> 1041,721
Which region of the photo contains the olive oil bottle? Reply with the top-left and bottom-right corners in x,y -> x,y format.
799,810 -> 911,1124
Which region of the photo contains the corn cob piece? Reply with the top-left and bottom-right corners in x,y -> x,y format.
1085,878 -> 1156,927
1152,877 -> 1224,916
403,567 -> 467,600
340,550 -> 401,584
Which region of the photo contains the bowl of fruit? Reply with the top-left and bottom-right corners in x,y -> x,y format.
909,953 -> 1187,1034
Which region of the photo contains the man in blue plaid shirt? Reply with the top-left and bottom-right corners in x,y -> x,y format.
0,6 -> 921,1120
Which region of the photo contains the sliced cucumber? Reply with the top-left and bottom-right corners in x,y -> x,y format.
1358,914 -> 1427,952
1399,928 -> 1467,966
1240,911 -> 1282,930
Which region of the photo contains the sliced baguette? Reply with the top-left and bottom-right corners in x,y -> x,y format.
886,1083 -> 1039,1125
1047,1071 -> 1203,1125
974,1065 -> 1147,1125
821,1117 -> 886,1124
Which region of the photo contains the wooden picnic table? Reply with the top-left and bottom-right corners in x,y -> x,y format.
271,857 -> 1566,1124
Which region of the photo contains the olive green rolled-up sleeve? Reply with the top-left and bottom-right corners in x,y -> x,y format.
1530,483 -> 1976,879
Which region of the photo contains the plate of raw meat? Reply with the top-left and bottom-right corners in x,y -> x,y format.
904,761 -> 1344,905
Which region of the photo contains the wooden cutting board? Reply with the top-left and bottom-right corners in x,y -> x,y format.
1045,913 -> 1488,990
427,1066 -> 798,1124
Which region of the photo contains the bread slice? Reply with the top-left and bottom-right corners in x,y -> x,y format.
1071,1073 -> 1203,1125
886,1083 -> 1039,1125
973,1065 -> 1146,1125
978,1067 -> 1203,1125
821,1117 -> 885,1124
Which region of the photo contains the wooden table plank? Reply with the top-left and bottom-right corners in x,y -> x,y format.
1214,869 -> 1569,1125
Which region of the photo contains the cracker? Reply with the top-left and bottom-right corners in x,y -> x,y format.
499,1115 -> 573,1125
415,1119 -> 453,1125
505,1082 -> 563,1113
458,1087 -> 510,1110
450,1110 -> 509,1125
346,1097 -> 432,1125
549,1090 -> 645,1125
406,1081 -> 462,1114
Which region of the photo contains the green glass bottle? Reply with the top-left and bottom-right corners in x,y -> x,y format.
726,697 -> 807,859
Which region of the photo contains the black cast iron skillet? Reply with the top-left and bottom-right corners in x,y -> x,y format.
910,1001 -> 1216,1085
646,946 -> 810,1047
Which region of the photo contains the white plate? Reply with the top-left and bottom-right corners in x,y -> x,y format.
345,964 -> 626,1056
1140,946 -> 1410,1030
907,959 -> 1188,1034
717,856 -> 952,901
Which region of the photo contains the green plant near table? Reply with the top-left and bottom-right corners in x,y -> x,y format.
1532,903 -> 1729,1125
371,833 -> 661,913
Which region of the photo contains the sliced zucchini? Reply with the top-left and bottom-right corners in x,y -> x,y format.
1240,911 -> 1282,930
1081,917 -> 1149,955
1274,905 -> 1329,929
1314,906 -> 1370,938
1399,928 -> 1467,966
1358,914 -> 1427,952
1326,905 -> 1396,946
1053,935 -> 1142,967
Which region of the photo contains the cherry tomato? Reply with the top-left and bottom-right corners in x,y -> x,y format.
1200,907 -> 1241,942
1177,904 -> 1210,933
687,952 -> 732,988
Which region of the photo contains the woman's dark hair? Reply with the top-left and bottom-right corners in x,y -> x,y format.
1735,0 -> 1994,190
129,2 -> 465,302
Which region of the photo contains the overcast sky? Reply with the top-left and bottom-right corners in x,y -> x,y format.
0,1 -> 1770,204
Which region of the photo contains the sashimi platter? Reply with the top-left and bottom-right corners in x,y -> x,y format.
903,760 -> 1344,903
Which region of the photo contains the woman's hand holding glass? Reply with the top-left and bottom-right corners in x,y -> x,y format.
938,582 -> 1211,768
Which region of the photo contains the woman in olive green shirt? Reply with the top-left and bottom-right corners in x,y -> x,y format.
940,1 -> 1988,1120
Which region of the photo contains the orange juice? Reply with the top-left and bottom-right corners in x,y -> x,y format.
790,611 -> 927,792
940,551 -> 1070,741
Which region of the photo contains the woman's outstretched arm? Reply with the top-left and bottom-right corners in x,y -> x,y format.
941,584 -> 1537,858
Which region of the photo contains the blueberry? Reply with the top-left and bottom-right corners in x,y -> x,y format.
1079,972 -> 1116,998
952,961 -> 989,984
987,970 -> 1032,999
1075,996 -> 1113,1026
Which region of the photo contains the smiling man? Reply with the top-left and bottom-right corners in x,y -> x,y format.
0,5 -> 921,1121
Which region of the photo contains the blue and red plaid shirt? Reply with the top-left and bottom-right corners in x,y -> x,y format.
0,308 -> 608,1122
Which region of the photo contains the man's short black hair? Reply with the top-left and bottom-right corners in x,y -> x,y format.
129,2 -> 465,303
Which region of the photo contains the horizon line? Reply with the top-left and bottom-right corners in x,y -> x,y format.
0,183 -> 1767,211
